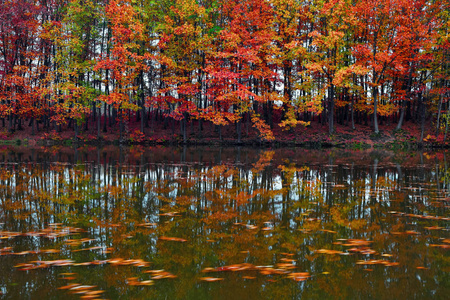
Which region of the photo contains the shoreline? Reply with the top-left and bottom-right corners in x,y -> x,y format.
1,120 -> 448,149
1,134 -> 448,150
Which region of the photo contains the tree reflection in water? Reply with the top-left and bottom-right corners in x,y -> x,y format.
0,146 -> 448,299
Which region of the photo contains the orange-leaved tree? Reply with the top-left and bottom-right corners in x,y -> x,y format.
95,0 -> 151,141
41,0 -> 104,138
0,0 -> 43,133
352,0 -> 432,134
150,0 -> 213,143
305,0 -> 367,134
204,0 -> 277,142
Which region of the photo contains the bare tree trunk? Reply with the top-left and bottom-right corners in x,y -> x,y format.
436,91 -> 443,137
373,85 -> 379,134
328,83 -> 335,134
97,103 -> 101,139
351,94 -> 355,130
419,93 -> 425,142
396,100 -> 405,130
237,119 -> 242,143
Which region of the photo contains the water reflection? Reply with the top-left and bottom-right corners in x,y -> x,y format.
0,146 -> 448,299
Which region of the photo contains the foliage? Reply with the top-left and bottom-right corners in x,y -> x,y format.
0,0 -> 448,142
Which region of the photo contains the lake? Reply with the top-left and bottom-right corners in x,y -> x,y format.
0,146 -> 448,299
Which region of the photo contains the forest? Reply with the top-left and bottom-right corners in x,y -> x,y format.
0,0 -> 449,144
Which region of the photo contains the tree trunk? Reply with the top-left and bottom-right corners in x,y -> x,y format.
198,118 -> 203,139
328,84 -> 335,134
119,118 -> 124,143
396,100 -> 405,130
237,119 -> 242,143
31,118 -> 35,136
351,94 -> 355,130
74,122 -> 79,141
182,113 -> 187,144
372,85 -> 379,134
97,103 -> 101,139
420,93 -> 425,143
103,103 -> 107,132
140,71 -> 145,133
8,115 -> 13,133
436,91 -> 443,137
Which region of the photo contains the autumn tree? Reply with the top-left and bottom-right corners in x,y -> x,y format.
95,0 -> 151,142
150,0 -> 213,143
427,1 -> 450,139
305,0 -> 366,134
204,0 -> 277,142
0,0 -> 43,133
270,0 -> 312,135
41,0 -> 105,138
352,0 -> 431,133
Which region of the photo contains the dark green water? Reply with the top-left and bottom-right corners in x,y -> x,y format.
0,146 -> 448,299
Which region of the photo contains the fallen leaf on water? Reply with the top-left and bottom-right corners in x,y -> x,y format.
429,244 -> 450,249
137,223 -> 157,227
79,295 -> 99,299
347,247 -> 377,255
84,290 -> 105,295
69,285 -> 96,290
42,249 -> 60,254
356,260 -> 399,266
200,277 -> 224,282
425,226 -> 443,230
58,283 -> 80,290
216,263 -> 255,272
127,278 -> 154,286
143,270 -> 177,279
49,223 -> 63,226
70,285 -> 97,294
280,258 -> 295,263
341,239 -> 372,247
287,272 -> 310,282
316,249 -> 344,255
73,246 -> 104,252
277,262 -> 296,270
259,268 -> 288,275
159,212 -> 180,217
202,267 -> 216,273
159,236 -> 187,242
65,238 -> 96,246
107,258 -> 150,267
320,229 -> 337,234
61,277 -> 76,280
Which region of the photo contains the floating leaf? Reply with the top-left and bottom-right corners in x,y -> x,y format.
159,236 -> 187,242
200,277 -> 224,282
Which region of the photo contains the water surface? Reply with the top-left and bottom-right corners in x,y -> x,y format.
0,146 -> 448,299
